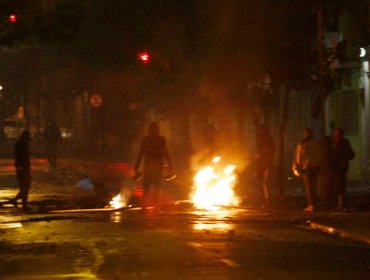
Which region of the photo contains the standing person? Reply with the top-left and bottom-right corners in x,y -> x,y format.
255,124 -> 275,207
134,122 -> 173,209
43,119 -> 62,170
8,130 -> 32,211
317,136 -> 334,211
332,127 -> 355,210
0,119 -> 6,141
292,128 -> 321,212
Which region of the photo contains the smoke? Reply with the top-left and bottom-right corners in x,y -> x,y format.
187,1 -> 271,174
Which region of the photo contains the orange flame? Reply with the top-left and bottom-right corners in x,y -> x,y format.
109,194 -> 125,209
191,156 -> 239,210
109,187 -> 132,209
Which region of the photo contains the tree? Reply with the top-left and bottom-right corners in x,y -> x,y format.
0,1 -> 88,125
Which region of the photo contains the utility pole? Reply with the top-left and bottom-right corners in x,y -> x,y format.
277,86 -> 290,198
318,0 -> 326,136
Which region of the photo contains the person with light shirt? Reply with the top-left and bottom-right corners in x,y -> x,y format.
292,128 -> 321,212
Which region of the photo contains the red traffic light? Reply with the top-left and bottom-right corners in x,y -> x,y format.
9,14 -> 17,23
137,51 -> 150,64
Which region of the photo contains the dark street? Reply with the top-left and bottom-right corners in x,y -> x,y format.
0,154 -> 370,280
0,146 -> 369,280
1,206 -> 370,279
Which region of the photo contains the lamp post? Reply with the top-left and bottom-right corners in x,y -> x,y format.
317,0 -> 326,136
0,85 -> 3,118
0,85 -> 4,140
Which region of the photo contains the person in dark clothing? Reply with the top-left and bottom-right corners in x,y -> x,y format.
255,124 -> 275,206
317,135 -> 334,210
134,122 -> 173,208
8,130 -> 32,211
331,127 -> 355,210
292,128 -> 321,212
43,119 -> 62,170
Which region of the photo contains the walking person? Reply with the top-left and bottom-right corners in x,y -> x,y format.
331,127 -> 355,210
292,128 -> 321,212
43,119 -> 62,171
255,124 -> 275,207
8,130 -> 32,211
134,122 -> 173,209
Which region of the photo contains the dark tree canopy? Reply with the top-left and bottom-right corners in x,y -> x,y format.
0,0 -> 351,115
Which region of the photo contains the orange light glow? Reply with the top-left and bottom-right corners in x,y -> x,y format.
191,156 -> 239,210
193,221 -> 233,231
109,194 -> 125,209
109,188 -> 132,209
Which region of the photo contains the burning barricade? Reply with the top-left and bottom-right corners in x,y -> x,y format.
191,156 -> 239,211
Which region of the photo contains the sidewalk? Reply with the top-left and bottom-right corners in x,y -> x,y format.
306,212 -> 370,245
272,178 -> 370,245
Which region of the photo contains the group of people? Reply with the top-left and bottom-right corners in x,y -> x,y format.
5,118 -> 355,213
292,127 -> 355,212
254,125 -> 355,212
6,121 -> 170,211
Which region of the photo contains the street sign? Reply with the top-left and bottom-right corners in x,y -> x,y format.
90,94 -> 103,108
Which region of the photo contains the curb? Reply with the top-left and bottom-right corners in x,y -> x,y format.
308,222 -> 370,246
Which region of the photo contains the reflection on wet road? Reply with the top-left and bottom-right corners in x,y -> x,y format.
1,206 -> 370,279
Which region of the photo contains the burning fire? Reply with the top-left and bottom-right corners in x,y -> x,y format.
109,187 -> 132,209
109,194 -> 125,209
191,156 -> 239,210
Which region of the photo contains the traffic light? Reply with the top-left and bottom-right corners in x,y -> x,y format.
9,14 -> 17,23
137,51 -> 150,64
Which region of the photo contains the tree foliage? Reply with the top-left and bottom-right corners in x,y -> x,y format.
0,0 -> 352,130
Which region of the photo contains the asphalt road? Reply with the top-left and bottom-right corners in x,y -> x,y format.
1,206 -> 370,280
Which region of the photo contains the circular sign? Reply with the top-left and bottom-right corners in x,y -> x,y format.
90,94 -> 103,108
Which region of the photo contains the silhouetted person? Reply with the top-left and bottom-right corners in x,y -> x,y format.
0,119 -> 6,141
292,128 -> 321,212
332,127 -> 355,210
255,124 -> 275,206
44,119 -> 61,170
134,122 -> 172,208
9,130 -> 32,211
317,135 -> 334,210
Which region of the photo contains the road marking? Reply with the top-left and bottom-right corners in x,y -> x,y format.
24,273 -> 97,279
79,241 -> 104,278
308,222 -> 370,246
187,242 -> 241,268
187,242 -> 202,248
220,258 -> 241,268
0,222 -> 22,229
